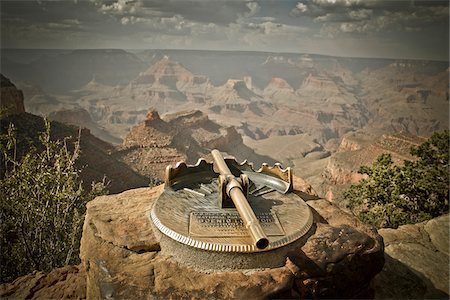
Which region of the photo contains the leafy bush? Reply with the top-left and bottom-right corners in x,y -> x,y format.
345,130 -> 449,228
0,119 -> 107,283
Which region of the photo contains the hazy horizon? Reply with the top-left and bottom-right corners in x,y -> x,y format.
2,47 -> 449,62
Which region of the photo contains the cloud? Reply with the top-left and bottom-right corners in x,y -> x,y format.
292,0 -> 449,36
314,8 -> 372,22
47,21 -> 77,29
62,18 -> 81,25
100,0 -> 137,14
94,0 -> 251,25
311,0 -> 365,8
120,17 -> 130,25
245,2 -> 260,18
245,21 -> 309,36
296,3 -> 308,13
348,9 -> 372,21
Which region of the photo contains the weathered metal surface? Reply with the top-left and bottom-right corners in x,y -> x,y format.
151,151 -> 312,253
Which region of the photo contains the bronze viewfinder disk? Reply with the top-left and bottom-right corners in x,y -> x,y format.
150,150 -> 313,253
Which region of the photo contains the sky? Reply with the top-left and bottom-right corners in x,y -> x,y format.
1,0 -> 449,60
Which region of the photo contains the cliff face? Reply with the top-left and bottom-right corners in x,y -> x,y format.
1,74 -> 25,115
49,108 -> 122,145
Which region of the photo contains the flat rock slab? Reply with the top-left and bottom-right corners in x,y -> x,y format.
80,181 -> 384,299
375,214 -> 449,299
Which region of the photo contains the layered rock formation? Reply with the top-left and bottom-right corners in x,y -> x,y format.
79,178 -> 384,299
5,51 -> 449,149
358,61 -> 449,136
55,53 -> 448,149
263,77 -> 297,105
211,79 -> 262,105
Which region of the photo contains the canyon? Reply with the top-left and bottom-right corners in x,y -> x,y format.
2,49 -> 448,200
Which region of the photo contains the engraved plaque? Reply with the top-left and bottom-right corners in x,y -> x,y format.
189,211 -> 285,237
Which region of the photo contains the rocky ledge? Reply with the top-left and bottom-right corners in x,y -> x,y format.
2,182 -> 448,299
78,177 -> 384,299
374,214 -> 449,299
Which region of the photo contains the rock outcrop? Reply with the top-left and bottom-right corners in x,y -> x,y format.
115,109 -> 276,179
129,56 -> 212,107
80,177 -> 384,299
133,55 -> 194,87
263,77 -> 298,105
299,73 -> 341,96
323,132 -> 427,202
212,79 -> 262,104
374,214 -> 449,299
1,74 -> 25,115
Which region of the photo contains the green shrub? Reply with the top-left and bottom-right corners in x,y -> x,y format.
345,130 -> 449,228
0,119 -> 107,283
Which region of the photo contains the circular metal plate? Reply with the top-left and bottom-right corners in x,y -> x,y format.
151,171 -> 313,253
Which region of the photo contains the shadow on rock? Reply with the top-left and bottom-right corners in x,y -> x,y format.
373,253 -> 449,299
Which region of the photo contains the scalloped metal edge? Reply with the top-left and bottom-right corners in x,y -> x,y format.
165,155 -> 293,191
165,158 -> 215,187
150,203 -> 313,253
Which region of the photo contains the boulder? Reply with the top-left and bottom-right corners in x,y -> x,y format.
287,198 -> 384,299
80,178 -> 384,299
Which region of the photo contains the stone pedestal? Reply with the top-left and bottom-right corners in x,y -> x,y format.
80,180 -> 384,299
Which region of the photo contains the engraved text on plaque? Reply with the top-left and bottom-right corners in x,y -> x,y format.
189,211 -> 285,237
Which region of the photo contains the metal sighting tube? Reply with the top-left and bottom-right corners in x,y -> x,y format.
211,150 -> 269,249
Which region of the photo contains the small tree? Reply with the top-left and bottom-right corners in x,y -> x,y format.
0,119 -> 107,283
346,130 -> 449,228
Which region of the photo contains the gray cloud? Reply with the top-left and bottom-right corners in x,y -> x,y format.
292,0 -> 448,36
95,0 -> 254,25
